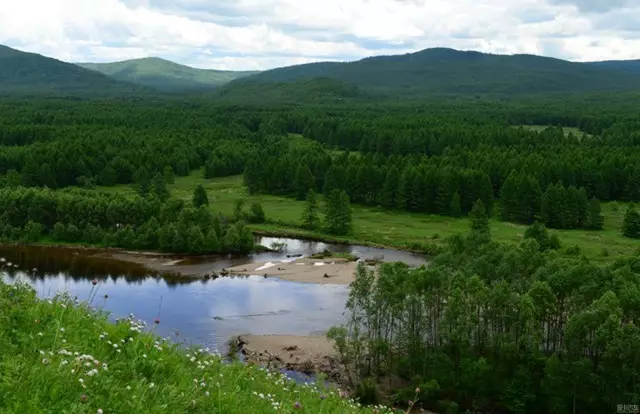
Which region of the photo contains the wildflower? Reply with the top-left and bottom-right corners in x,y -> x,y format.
97,410 -> 103,414
42,358 -> 50,365
294,401 -> 302,409
39,350 -> 45,355
80,394 -> 88,403
92,279 -> 98,285
37,332 -> 43,337
126,386 -> 131,391
415,387 -> 420,394
60,327 -> 65,333
205,391 -> 210,397
79,378 -> 84,384
154,318 -> 160,324
149,382 -> 155,389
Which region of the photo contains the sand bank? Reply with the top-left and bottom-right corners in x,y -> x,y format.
225,258 -> 362,285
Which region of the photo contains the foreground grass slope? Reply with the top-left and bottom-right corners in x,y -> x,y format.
96,171 -> 638,262
0,281 -> 393,414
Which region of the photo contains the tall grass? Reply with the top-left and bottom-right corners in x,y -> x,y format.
0,280 -> 396,414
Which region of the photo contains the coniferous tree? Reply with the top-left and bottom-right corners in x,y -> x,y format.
450,192 -> 462,217
243,158 -> 261,195
301,189 -> 319,230
163,166 -> 175,184
585,197 -> 604,230
134,167 -> 151,197
153,173 -> 170,201
622,203 -> 640,239
324,189 -> 352,235
469,199 -> 489,234
192,185 -> 209,208
294,164 -> 315,200
380,165 -> 399,209
233,199 -> 246,222
500,170 -> 520,221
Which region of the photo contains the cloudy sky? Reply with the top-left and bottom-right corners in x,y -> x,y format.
1,0 -> 639,70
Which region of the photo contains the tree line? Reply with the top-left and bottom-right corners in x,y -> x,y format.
0,186 -> 255,254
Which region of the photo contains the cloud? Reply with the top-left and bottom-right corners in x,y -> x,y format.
0,0 -> 638,70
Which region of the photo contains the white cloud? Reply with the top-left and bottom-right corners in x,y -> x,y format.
0,0 -> 639,70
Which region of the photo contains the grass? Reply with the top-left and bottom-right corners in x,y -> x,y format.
516,124 -> 588,137
92,170 -> 639,263
0,280 -> 396,414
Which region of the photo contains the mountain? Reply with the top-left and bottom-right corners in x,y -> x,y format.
226,48 -> 640,98
0,45 -> 146,97
77,57 -> 259,92
586,59 -> 640,74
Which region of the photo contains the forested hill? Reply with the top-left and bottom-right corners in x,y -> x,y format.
0,45 -> 148,97
225,48 -> 640,98
586,59 -> 640,74
77,57 -> 259,92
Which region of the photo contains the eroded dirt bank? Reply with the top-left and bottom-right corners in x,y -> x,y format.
236,334 -> 346,384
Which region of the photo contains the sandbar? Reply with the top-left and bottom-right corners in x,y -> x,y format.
225,258 -> 361,284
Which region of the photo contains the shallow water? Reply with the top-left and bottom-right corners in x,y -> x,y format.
0,237 -> 426,353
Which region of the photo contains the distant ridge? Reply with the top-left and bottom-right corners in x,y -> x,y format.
225,47 -> 640,98
585,59 -> 640,74
0,45 -> 146,97
76,57 -> 259,92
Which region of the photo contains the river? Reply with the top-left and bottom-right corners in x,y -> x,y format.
1,237 -> 427,353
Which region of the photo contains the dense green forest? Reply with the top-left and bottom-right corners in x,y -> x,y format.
0,91 -> 639,413
0,98 -> 639,240
329,216 -> 640,413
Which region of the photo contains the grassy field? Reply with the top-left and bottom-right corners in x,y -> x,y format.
95,170 -> 638,263
516,124 -> 588,137
0,281 -> 395,414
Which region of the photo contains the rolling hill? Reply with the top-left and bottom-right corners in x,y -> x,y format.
226,48 -> 640,98
0,45 -> 146,97
77,57 -> 259,92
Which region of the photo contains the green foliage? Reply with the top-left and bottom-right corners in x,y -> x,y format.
324,190 -> 352,235
585,197 -> 604,230
0,282 -> 391,414
622,203 -> 640,239
469,199 -> 489,233
524,221 -> 560,251
301,189 -> 320,230
332,230 -> 640,413
163,166 -> 175,184
249,202 -> 266,224
0,186 -> 251,255
449,192 -> 462,217
192,184 -> 209,208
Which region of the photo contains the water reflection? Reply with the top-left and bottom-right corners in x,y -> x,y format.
3,270 -> 348,353
0,237 -> 425,353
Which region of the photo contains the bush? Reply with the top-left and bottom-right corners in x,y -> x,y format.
354,377 -> 380,405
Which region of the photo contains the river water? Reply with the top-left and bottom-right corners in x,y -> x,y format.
1,237 -> 427,353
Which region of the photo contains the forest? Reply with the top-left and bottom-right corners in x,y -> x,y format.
0,95 -> 640,413
329,214 -> 640,413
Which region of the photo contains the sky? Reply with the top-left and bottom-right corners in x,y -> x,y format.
0,0 -> 639,71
